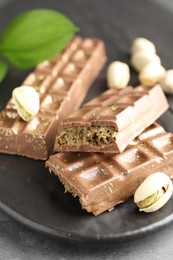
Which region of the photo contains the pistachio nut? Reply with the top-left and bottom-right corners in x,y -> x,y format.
139,63 -> 165,86
131,37 -> 156,54
107,61 -> 130,89
159,69 -> 173,94
131,51 -> 161,72
134,172 -> 173,213
12,86 -> 40,122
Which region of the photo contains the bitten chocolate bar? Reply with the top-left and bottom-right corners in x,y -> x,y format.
46,123 -> 173,216
54,84 -> 169,153
0,37 -> 106,160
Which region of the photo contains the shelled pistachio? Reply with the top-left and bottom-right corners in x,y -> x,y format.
159,69 -> 173,94
131,37 -> 156,54
139,63 -> 165,86
107,61 -> 130,89
12,86 -> 40,122
131,51 -> 161,72
134,172 -> 173,213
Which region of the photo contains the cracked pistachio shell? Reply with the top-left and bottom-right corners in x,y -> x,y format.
131,37 -> 156,54
134,172 -> 173,213
12,86 -> 40,121
131,51 -> 161,72
107,61 -> 130,89
139,63 -> 165,86
159,70 -> 173,94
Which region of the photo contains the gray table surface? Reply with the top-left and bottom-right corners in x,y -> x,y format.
1,0 -> 173,259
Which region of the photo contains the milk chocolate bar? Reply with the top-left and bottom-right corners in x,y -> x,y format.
46,123 -> 173,215
54,84 -> 169,153
0,37 -> 106,160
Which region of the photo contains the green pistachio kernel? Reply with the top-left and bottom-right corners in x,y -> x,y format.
137,192 -> 158,209
14,97 -> 33,121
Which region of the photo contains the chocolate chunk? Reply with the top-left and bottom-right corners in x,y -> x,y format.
46,123 -> 173,215
0,37 -> 106,160
54,84 -> 169,153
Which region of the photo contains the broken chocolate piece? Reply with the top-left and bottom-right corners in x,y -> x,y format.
0,37 -> 106,160
46,123 -> 173,215
54,84 -> 169,153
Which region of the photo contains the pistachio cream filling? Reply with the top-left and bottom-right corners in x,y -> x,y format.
56,126 -> 117,147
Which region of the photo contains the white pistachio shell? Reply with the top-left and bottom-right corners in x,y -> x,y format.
159,69 -> 173,94
12,86 -> 40,122
107,61 -> 130,89
131,37 -> 156,54
131,51 -> 161,72
139,63 -> 165,86
134,172 -> 173,213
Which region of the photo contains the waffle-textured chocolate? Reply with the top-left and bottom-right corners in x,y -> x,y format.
0,37 -> 106,160
46,123 -> 173,216
54,84 -> 169,153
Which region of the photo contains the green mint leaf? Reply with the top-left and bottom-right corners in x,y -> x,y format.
0,59 -> 8,82
0,9 -> 78,70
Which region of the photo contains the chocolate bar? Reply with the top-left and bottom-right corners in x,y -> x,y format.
46,123 -> 173,215
0,37 -> 106,160
54,84 -> 169,153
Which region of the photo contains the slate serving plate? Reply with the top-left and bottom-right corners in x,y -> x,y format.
0,0 -> 173,246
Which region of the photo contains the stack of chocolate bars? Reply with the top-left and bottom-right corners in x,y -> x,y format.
0,37 -> 173,216
47,85 -> 172,215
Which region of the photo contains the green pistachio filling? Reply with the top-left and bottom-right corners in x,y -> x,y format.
56,126 -> 117,147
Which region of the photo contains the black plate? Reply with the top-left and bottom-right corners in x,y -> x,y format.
1,0 -> 173,246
